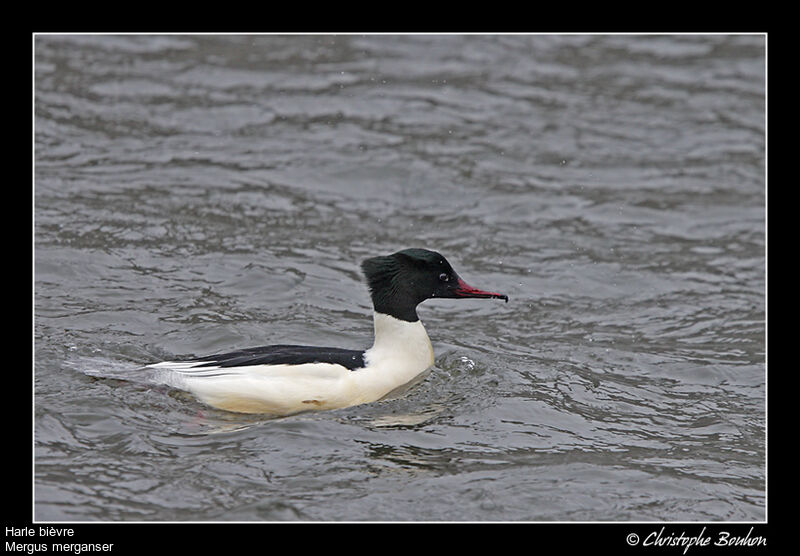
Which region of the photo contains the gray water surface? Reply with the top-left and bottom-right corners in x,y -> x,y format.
34,34 -> 766,522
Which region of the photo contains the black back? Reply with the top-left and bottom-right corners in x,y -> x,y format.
188,345 -> 366,371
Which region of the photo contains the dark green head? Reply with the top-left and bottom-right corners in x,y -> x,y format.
361,248 -> 508,322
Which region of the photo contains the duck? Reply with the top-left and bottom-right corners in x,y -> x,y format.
146,248 -> 508,415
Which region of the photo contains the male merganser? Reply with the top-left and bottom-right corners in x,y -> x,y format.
146,248 -> 508,415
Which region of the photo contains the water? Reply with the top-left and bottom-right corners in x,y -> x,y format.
34,34 -> 766,522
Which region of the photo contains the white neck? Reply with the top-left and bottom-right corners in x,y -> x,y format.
355,312 -> 435,401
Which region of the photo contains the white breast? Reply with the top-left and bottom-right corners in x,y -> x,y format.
348,312 -> 435,405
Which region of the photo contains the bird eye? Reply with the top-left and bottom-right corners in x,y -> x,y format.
439,273 -> 449,282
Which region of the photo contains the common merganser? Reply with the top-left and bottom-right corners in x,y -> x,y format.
146,248 -> 508,415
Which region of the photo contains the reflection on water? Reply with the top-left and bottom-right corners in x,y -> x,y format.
35,34 -> 765,522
